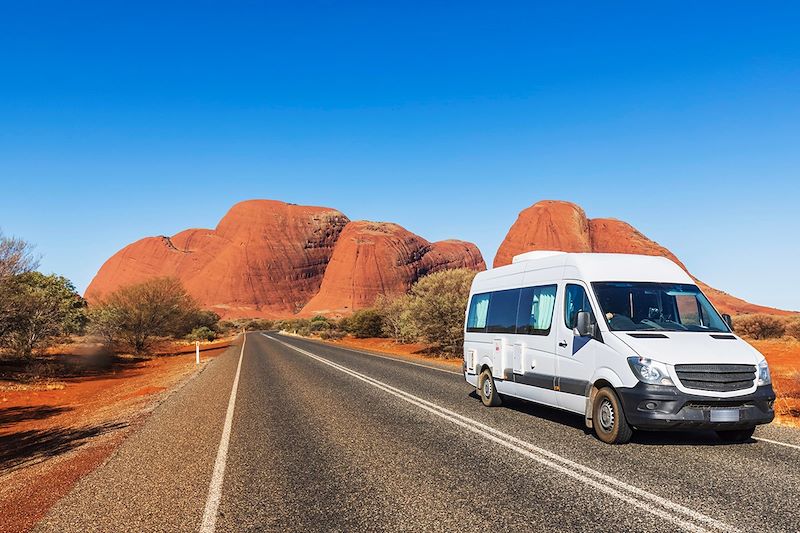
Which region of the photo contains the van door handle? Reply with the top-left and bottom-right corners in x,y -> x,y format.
558,341 -> 568,348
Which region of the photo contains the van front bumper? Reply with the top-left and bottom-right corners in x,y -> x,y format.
617,383 -> 775,430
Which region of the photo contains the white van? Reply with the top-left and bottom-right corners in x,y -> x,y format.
463,251 -> 775,444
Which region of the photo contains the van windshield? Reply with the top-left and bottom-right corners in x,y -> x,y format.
592,282 -> 730,333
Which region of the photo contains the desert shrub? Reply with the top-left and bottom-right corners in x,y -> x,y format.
187,326 -> 217,342
88,277 -> 200,354
0,272 -> 87,358
346,309 -> 384,338
375,294 -> 417,344
309,316 -> 333,333
733,314 -> 786,340
405,268 -> 476,357
189,310 -> 221,331
319,329 -> 345,341
786,320 -> 800,341
278,319 -> 310,334
245,319 -> 274,331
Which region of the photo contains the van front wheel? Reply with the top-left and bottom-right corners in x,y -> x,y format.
478,369 -> 502,407
592,387 -> 633,444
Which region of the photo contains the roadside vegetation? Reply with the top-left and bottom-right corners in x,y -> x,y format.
275,268 -> 477,358
0,231 -> 232,364
732,313 -> 800,341
0,232 -> 88,359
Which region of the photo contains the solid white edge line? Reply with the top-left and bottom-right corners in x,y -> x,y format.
754,437 -> 800,450
267,333 -> 461,375
266,335 -> 736,533
199,333 -> 247,533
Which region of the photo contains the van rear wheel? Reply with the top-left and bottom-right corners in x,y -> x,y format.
478,369 -> 502,407
592,387 -> 632,444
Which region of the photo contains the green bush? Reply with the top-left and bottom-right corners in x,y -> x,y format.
188,326 -> 216,342
309,318 -> 332,333
375,294 -> 417,343
733,314 -> 786,340
346,309 -> 384,338
0,272 -> 87,358
405,268 -> 476,357
88,277 -> 200,354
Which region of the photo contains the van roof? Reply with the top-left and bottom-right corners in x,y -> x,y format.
476,251 -> 694,285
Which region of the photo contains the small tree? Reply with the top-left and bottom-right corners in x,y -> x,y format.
0,272 -> 87,358
406,268 -> 476,356
0,230 -> 39,278
89,277 -> 200,354
0,231 -> 40,343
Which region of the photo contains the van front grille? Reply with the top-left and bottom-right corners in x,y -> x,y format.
674,364 -> 756,392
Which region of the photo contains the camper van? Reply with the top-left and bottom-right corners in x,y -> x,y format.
463,251 -> 775,444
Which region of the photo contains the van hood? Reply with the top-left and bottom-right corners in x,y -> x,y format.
612,331 -> 764,366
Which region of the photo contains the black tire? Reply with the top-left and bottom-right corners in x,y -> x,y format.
478,368 -> 502,407
592,387 -> 633,444
716,427 -> 755,443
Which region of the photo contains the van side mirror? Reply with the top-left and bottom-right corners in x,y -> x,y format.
722,314 -> 733,330
574,311 -> 595,337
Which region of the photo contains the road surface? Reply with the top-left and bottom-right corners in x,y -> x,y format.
35,333 -> 800,532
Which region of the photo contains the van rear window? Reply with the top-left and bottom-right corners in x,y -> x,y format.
467,285 -> 557,336
517,285 -> 557,335
466,293 -> 491,332
486,289 -> 520,333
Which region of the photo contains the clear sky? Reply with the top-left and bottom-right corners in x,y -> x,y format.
0,2 -> 798,310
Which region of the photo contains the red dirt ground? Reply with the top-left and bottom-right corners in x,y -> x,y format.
324,336 -> 462,368
752,339 -> 800,426
0,338 -> 234,533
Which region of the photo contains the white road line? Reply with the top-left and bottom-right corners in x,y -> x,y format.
272,335 -> 799,452
266,335 -> 736,533
754,437 -> 800,450
266,333 -> 461,375
199,333 -> 247,533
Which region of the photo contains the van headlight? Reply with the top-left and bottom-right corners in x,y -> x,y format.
757,359 -> 772,386
627,357 -> 675,386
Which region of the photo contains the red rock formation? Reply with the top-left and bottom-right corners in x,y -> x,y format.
86,200 -> 350,318
494,200 -> 791,316
87,200 -> 486,318
300,221 -> 485,316
494,201 -> 591,267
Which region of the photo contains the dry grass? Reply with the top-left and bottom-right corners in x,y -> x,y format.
0,380 -> 66,392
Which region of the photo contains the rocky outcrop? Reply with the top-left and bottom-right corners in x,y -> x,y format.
494,200 -> 791,316
86,200 -> 350,317
86,200 -> 486,318
300,222 -> 485,315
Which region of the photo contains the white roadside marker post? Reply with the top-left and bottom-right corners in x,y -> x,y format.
196,340 -> 200,364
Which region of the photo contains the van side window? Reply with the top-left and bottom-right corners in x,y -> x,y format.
565,284 -> 595,329
486,288 -> 520,333
466,293 -> 491,332
516,285 -> 557,335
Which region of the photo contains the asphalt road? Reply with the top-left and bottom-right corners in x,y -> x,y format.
35,332 -> 800,532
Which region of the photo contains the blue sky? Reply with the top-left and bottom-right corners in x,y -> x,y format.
0,2 -> 798,310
